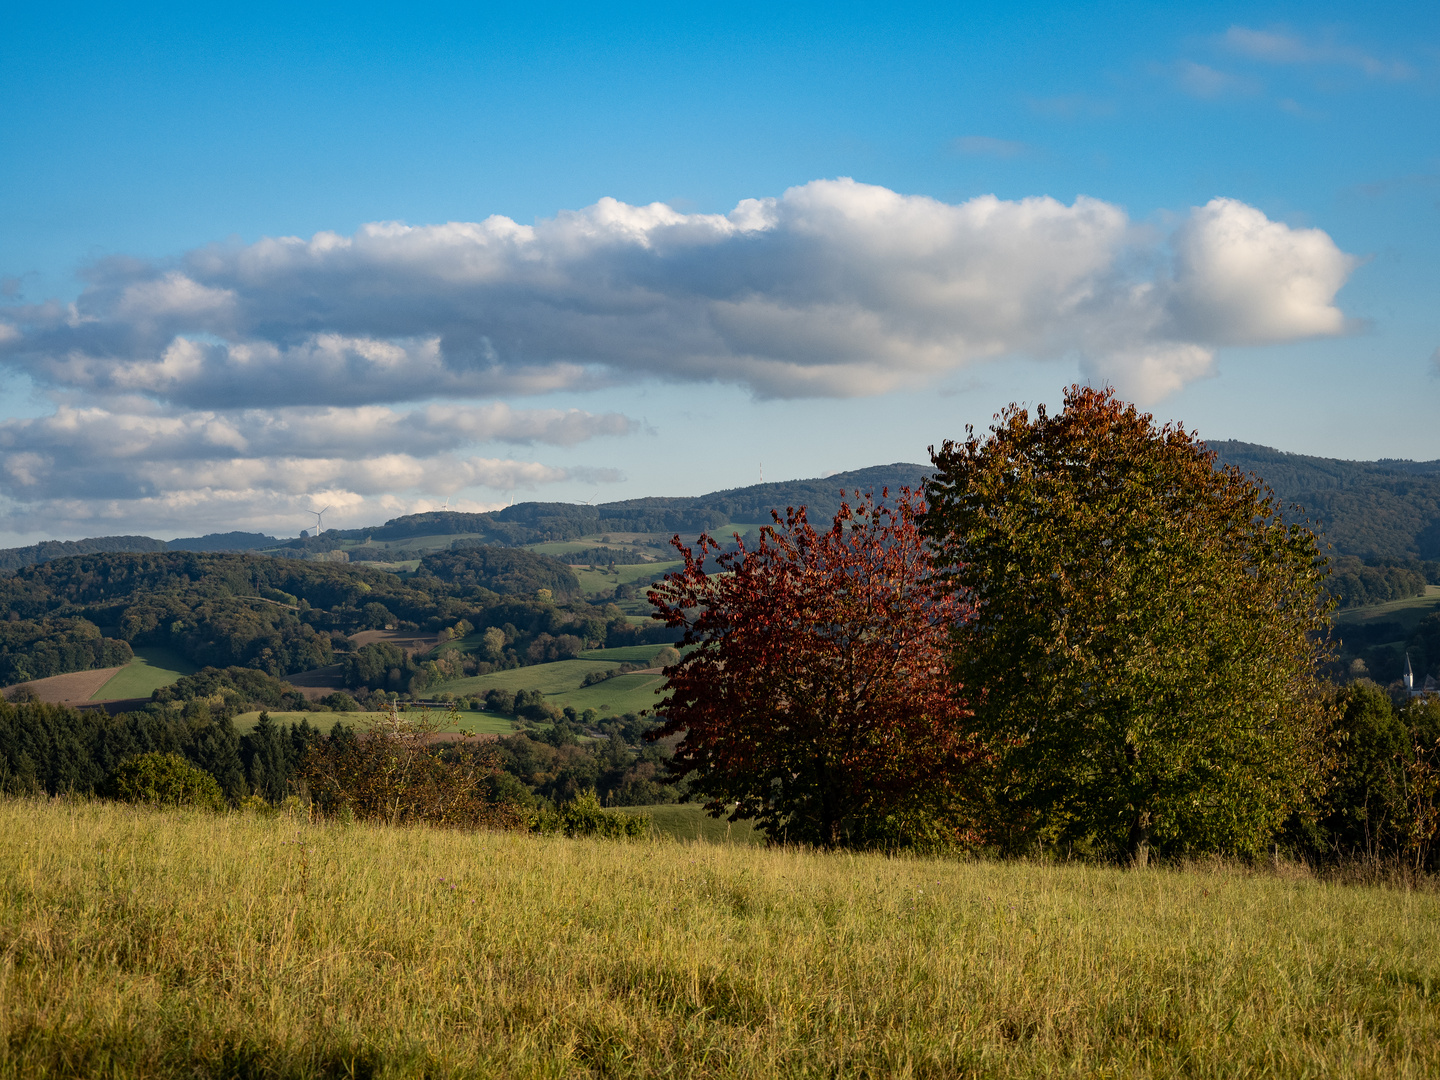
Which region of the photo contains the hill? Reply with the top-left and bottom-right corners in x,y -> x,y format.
1211,441 -> 1440,561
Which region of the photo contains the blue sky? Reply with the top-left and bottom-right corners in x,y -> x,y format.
1,2 -> 1436,542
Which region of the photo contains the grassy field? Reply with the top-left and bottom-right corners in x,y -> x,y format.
89,645 -> 197,700
2,798 -> 1437,1078
547,672 -> 666,715
574,561 -> 682,599
579,644 -> 672,664
229,709 -> 520,737
632,802 -> 764,846
1334,585 -> 1440,635
431,658 -> 616,698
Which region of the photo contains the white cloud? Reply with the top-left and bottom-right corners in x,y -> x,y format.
1223,26 -> 1413,80
0,179 -> 1356,409
1174,60 -> 1262,99
1167,198 -> 1353,345
0,402 -> 631,538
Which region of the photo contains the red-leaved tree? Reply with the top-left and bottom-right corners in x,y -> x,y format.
647,489 -> 982,848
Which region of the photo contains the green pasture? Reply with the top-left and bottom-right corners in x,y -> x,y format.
90,646 -> 197,701
547,672 -> 666,716
525,539 -> 662,559
1334,584 -> 1440,635
429,658 -> 615,699
630,802 -> 764,845
428,655 -> 667,717
578,644 -> 671,664
573,560 -> 681,598
230,709 -> 519,737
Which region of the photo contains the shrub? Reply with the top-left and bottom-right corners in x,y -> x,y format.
111,752 -> 225,811
534,790 -> 648,839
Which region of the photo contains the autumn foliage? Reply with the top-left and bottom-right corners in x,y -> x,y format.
648,490 -> 982,848
302,708 -> 526,831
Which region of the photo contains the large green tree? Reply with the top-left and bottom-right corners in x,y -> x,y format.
923,386 -> 1333,864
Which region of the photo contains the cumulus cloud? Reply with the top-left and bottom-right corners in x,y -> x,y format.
0,402 -> 630,538
0,179 -> 1355,409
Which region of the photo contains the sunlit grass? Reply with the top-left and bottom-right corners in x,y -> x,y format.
88,645 -> 197,700
1,797 -> 1437,1078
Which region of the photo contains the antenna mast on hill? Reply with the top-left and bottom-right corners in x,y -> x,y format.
759,461 -> 764,484
309,505 -> 331,537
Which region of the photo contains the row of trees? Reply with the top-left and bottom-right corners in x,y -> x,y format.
651,387 -> 1416,866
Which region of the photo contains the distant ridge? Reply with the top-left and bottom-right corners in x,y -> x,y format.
168,532 -> 280,553
0,535 -> 169,574
4,450 -> 1439,571
1211,441 -> 1440,561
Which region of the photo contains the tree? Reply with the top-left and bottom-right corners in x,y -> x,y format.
647,490 -> 982,848
923,386 -> 1334,864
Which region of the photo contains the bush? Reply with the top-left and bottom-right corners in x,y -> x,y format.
534,790 -> 648,839
111,752 -> 225,811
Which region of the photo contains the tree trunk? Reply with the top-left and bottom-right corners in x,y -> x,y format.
1128,809 -> 1153,868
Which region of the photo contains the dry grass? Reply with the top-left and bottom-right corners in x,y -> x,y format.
1,798 -> 1437,1078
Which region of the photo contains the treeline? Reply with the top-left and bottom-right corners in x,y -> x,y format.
1288,682 -> 1440,867
0,617 -> 133,685
0,686 -> 683,816
1326,556 -> 1438,609
0,535 -> 168,573
0,548 -> 677,691
0,697 -> 317,804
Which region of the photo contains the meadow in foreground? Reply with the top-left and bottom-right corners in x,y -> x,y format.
1,798 -> 1437,1079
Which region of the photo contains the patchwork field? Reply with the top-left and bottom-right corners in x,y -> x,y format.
2,797 -> 1436,1078
89,645 -> 197,700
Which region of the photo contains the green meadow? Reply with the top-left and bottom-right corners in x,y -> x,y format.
1333,584 -> 1440,635
229,709 -> 520,737
2,797 -> 1436,1078
89,645 -> 197,700
573,561 -> 682,599
428,645 -> 673,717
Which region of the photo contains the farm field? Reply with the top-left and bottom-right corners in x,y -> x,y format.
7,665 -> 125,705
579,644 -> 673,664
89,645 -> 197,700
573,561 -> 681,599
1333,584 -> 1440,635
2,797 -> 1436,1078
429,655 -> 666,717
431,658 -> 616,697
229,709 -> 520,737
547,672 -> 666,716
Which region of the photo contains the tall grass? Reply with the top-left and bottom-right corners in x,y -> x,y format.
1,798 -> 1437,1078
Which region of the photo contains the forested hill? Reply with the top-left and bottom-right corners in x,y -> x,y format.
1211,442 -> 1440,561
5,450 -> 1440,570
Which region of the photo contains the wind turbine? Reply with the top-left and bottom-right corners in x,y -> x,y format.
309,506 -> 331,537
